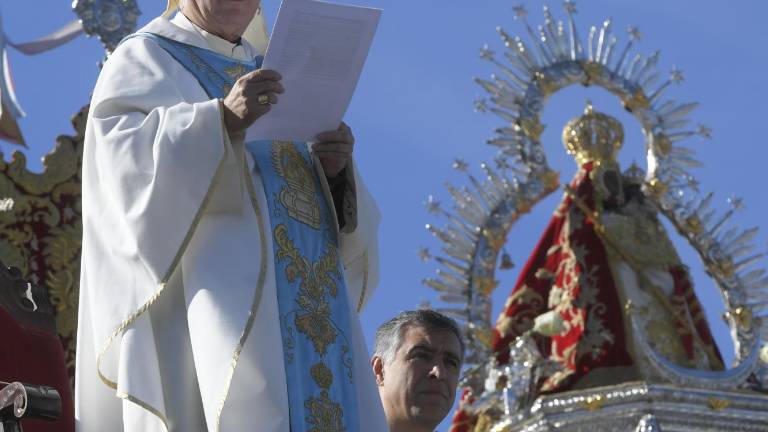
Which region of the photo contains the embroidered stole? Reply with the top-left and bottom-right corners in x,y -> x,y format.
130,33 -> 359,432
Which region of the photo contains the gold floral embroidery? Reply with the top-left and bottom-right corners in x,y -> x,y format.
274,224 -> 341,355
273,221 -> 352,427
306,363 -> 346,431
272,142 -> 322,229
296,312 -> 338,356
304,391 -> 345,432
186,48 -> 228,95
222,64 -> 250,95
223,63 -> 250,81
310,362 -> 333,390
184,47 -> 252,96
600,200 -> 681,269
266,141 -> 355,427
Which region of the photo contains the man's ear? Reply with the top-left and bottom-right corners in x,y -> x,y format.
371,356 -> 385,386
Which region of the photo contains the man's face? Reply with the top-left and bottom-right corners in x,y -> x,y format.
188,0 -> 260,38
374,325 -> 462,431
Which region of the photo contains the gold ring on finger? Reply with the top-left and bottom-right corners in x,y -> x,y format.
257,94 -> 270,105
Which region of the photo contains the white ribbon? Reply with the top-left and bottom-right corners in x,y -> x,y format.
6,19 -> 84,55
0,17 -> 84,145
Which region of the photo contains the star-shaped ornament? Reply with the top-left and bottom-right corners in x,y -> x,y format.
424,195 -> 442,215
727,196 -> 745,211
417,247 -> 432,262
669,67 -> 685,84
512,4 -> 528,20
480,44 -> 495,60
697,124 -> 712,139
494,156 -> 511,171
627,26 -> 642,41
474,98 -> 489,113
453,158 -> 470,172
685,175 -> 700,192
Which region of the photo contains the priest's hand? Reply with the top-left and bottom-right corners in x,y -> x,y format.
313,122 -> 354,178
222,69 -> 284,137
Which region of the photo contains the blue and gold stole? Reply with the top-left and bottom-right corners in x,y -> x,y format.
128,33 -> 359,432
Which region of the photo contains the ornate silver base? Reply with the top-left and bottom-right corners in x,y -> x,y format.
495,382 -> 768,432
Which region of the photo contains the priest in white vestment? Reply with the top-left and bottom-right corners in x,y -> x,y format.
74,1 -> 387,431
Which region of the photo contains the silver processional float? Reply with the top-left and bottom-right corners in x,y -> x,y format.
419,2 -> 768,431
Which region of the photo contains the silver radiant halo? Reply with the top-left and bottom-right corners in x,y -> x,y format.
422,1 -> 768,393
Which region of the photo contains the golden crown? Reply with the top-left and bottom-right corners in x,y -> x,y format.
562,103 -> 624,165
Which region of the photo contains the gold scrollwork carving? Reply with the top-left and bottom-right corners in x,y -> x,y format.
647,178 -> 669,198
582,395 -> 605,411
580,61 -> 603,85
515,117 -> 545,141
725,306 -> 752,330
0,105 -> 86,378
707,397 -> 732,411
475,276 -> 500,296
533,71 -> 558,96
621,89 -> 650,112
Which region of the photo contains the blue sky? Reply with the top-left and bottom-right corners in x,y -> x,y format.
3,1 -> 768,430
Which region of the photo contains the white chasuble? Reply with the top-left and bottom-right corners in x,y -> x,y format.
75,13 -> 386,432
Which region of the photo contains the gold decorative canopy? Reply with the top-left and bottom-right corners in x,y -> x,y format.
0,106 -> 87,377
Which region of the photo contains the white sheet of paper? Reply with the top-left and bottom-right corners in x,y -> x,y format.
245,0 -> 381,142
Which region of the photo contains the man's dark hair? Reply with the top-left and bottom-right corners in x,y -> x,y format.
373,309 -> 465,364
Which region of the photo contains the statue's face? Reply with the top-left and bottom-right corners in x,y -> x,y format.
185,0 -> 261,40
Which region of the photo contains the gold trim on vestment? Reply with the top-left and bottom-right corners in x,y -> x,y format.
95,103 -> 232,432
214,161 -> 269,431
116,391 -> 171,430
356,249 -> 369,313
